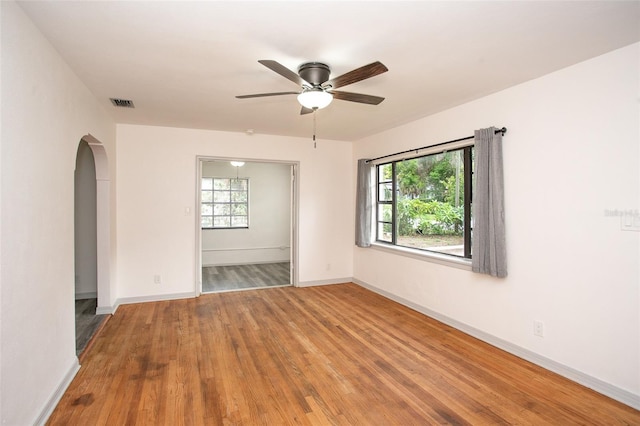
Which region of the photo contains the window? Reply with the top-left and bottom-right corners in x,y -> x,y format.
201,177 -> 249,229
376,146 -> 473,258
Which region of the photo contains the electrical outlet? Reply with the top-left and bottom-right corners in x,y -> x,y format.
326,263 -> 331,271
154,275 -> 162,284
533,320 -> 544,337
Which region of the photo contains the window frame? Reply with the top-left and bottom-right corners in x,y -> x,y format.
376,162 -> 396,245
374,145 -> 474,259
201,177 -> 249,229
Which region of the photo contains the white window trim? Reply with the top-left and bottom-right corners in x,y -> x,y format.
369,138 -> 474,166
369,137 -> 475,268
370,241 -> 472,271
201,177 -> 249,229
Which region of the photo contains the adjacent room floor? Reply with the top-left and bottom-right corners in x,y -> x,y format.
75,298 -> 108,355
202,262 -> 290,292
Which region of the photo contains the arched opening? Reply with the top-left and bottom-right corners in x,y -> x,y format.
75,140 -> 97,298
74,134 -> 111,355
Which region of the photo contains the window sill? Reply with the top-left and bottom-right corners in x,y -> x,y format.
369,242 -> 472,271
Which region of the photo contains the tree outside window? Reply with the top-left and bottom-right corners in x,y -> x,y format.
376,147 -> 472,258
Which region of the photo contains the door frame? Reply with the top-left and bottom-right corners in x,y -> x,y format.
194,156 -> 299,295
79,134 -> 112,313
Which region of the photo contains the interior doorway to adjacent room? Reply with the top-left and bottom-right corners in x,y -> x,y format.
74,138 -> 109,355
197,158 -> 297,293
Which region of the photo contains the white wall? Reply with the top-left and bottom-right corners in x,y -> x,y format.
0,2 -> 116,424
201,161 -> 291,266
116,124 -> 353,300
74,140 -> 98,299
3,2 -> 635,422
354,43 -> 640,405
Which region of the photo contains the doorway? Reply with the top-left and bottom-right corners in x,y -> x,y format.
74,135 -> 111,355
197,158 -> 298,293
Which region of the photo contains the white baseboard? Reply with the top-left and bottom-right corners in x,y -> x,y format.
352,278 -> 640,411
96,305 -> 115,315
114,291 -> 197,309
203,260 -> 290,267
297,277 -> 352,287
34,357 -> 80,426
95,291 -> 198,315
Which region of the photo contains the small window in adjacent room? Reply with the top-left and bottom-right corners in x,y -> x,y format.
376,146 -> 473,258
201,177 -> 249,229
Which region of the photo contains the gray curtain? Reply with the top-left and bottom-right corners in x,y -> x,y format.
355,159 -> 373,247
472,127 -> 507,277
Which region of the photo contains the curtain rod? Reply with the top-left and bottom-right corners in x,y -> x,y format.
366,127 -> 507,164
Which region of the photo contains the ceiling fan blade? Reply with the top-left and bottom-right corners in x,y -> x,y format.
236,91 -> 299,99
329,90 -> 385,105
325,61 -> 388,90
258,60 -> 309,86
300,106 -> 314,115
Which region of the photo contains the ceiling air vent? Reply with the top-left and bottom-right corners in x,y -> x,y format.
109,98 -> 135,108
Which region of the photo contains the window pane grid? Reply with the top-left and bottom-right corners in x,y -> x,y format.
376,162 -> 394,243
375,148 -> 472,258
201,177 -> 249,229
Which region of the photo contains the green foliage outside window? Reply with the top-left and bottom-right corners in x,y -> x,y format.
377,148 -> 470,256
394,151 -> 464,237
397,199 -> 463,236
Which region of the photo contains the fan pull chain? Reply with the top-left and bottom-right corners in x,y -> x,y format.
313,109 -> 317,148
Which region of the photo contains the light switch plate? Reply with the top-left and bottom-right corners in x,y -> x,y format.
621,215 -> 640,232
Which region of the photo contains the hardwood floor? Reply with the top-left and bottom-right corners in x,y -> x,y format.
50,284 -> 640,425
202,262 -> 290,292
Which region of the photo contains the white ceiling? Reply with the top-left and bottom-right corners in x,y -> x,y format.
17,1 -> 640,141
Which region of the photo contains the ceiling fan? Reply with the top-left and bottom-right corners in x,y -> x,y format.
236,60 -> 388,114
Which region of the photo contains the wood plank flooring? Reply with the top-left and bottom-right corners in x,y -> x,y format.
49,284 -> 640,425
202,262 -> 290,292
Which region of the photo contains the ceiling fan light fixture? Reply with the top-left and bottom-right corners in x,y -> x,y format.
297,89 -> 333,110
230,161 -> 245,167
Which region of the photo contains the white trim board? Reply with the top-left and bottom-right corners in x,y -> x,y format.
202,246 -> 290,252
98,279 -> 343,315
202,260 -> 291,267
297,278 -> 352,288
116,291 -> 197,309
34,357 -> 80,426
96,291 -> 198,315
95,305 -> 115,315
352,278 -> 640,411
